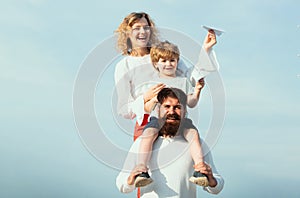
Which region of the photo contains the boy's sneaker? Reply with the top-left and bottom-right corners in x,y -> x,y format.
189,171 -> 209,187
134,172 -> 153,187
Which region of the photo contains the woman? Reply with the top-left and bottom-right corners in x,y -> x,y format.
114,12 -> 217,141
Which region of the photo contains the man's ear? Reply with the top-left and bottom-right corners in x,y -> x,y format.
184,108 -> 187,118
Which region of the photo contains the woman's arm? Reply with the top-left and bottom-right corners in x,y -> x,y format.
114,58 -> 165,124
190,31 -> 220,83
114,58 -> 137,119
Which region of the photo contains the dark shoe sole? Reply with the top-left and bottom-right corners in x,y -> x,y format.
135,176 -> 153,187
189,176 -> 209,187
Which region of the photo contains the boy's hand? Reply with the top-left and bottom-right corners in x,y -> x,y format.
195,78 -> 205,92
143,83 -> 165,103
203,30 -> 217,52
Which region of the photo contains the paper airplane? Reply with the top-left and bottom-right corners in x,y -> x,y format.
202,25 -> 225,36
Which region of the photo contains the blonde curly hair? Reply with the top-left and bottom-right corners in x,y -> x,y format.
115,12 -> 159,55
150,40 -> 180,70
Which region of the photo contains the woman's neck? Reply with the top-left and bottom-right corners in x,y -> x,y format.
130,48 -> 149,57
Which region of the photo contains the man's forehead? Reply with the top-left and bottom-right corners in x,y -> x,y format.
162,97 -> 181,105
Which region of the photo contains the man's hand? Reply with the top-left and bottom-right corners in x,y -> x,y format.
203,30 -> 217,52
127,164 -> 148,185
194,162 -> 217,187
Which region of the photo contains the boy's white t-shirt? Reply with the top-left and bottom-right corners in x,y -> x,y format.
133,76 -> 194,119
134,76 -> 194,97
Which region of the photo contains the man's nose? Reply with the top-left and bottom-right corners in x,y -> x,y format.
168,107 -> 175,113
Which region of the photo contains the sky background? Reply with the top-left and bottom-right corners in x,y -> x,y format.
1,0 -> 300,197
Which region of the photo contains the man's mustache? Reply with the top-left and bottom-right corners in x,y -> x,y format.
164,113 -> 181,121
158,113 -> 181,137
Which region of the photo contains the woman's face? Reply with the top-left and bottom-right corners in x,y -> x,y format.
128,17 -> 151,50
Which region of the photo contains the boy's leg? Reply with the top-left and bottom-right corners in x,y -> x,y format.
138,127 -> 159,167
183,128 -> 203,165
183,128 -> 209,187
135,127 -> 158,187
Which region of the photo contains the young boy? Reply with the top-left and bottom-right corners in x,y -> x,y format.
134,41 -> 209,188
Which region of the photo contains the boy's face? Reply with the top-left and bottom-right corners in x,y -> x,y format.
155,57 -> 178,78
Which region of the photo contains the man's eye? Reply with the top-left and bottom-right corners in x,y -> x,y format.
164,105 -> 170,108
175,105 -> 181,109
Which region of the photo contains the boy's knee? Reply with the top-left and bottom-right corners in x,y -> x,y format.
184,128 -> 200,141
142,127 -> 159,138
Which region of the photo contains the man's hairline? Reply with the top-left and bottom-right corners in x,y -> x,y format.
159,96 -> 186,109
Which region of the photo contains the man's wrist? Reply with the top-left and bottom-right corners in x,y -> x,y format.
207,175 -> 217,187
127,175 -> 135,185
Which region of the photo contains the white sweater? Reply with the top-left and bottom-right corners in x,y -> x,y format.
116,136 -> 224,198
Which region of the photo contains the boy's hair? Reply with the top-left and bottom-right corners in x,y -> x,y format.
150,41 -> 180,70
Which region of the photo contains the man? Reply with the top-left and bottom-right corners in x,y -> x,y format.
116,88 -> 224,198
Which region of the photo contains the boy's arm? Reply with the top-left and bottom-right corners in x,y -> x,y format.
132,83 -> 165,125
187,78 -> 205,108
144,96 -> 158,113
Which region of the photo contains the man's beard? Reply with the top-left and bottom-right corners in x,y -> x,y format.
158,113 -> 181,137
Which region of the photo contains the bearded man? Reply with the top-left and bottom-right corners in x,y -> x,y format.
116,88 -> 224,198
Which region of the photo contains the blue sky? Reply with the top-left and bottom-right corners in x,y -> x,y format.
1,0 -> 300,197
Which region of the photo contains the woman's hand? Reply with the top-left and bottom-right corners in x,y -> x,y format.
203,30 -> 217,52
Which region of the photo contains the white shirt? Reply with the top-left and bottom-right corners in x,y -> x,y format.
134,76 -> 194,98
116,136 -> 224,198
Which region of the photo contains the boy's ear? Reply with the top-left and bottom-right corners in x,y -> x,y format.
153,63 -> 159,70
